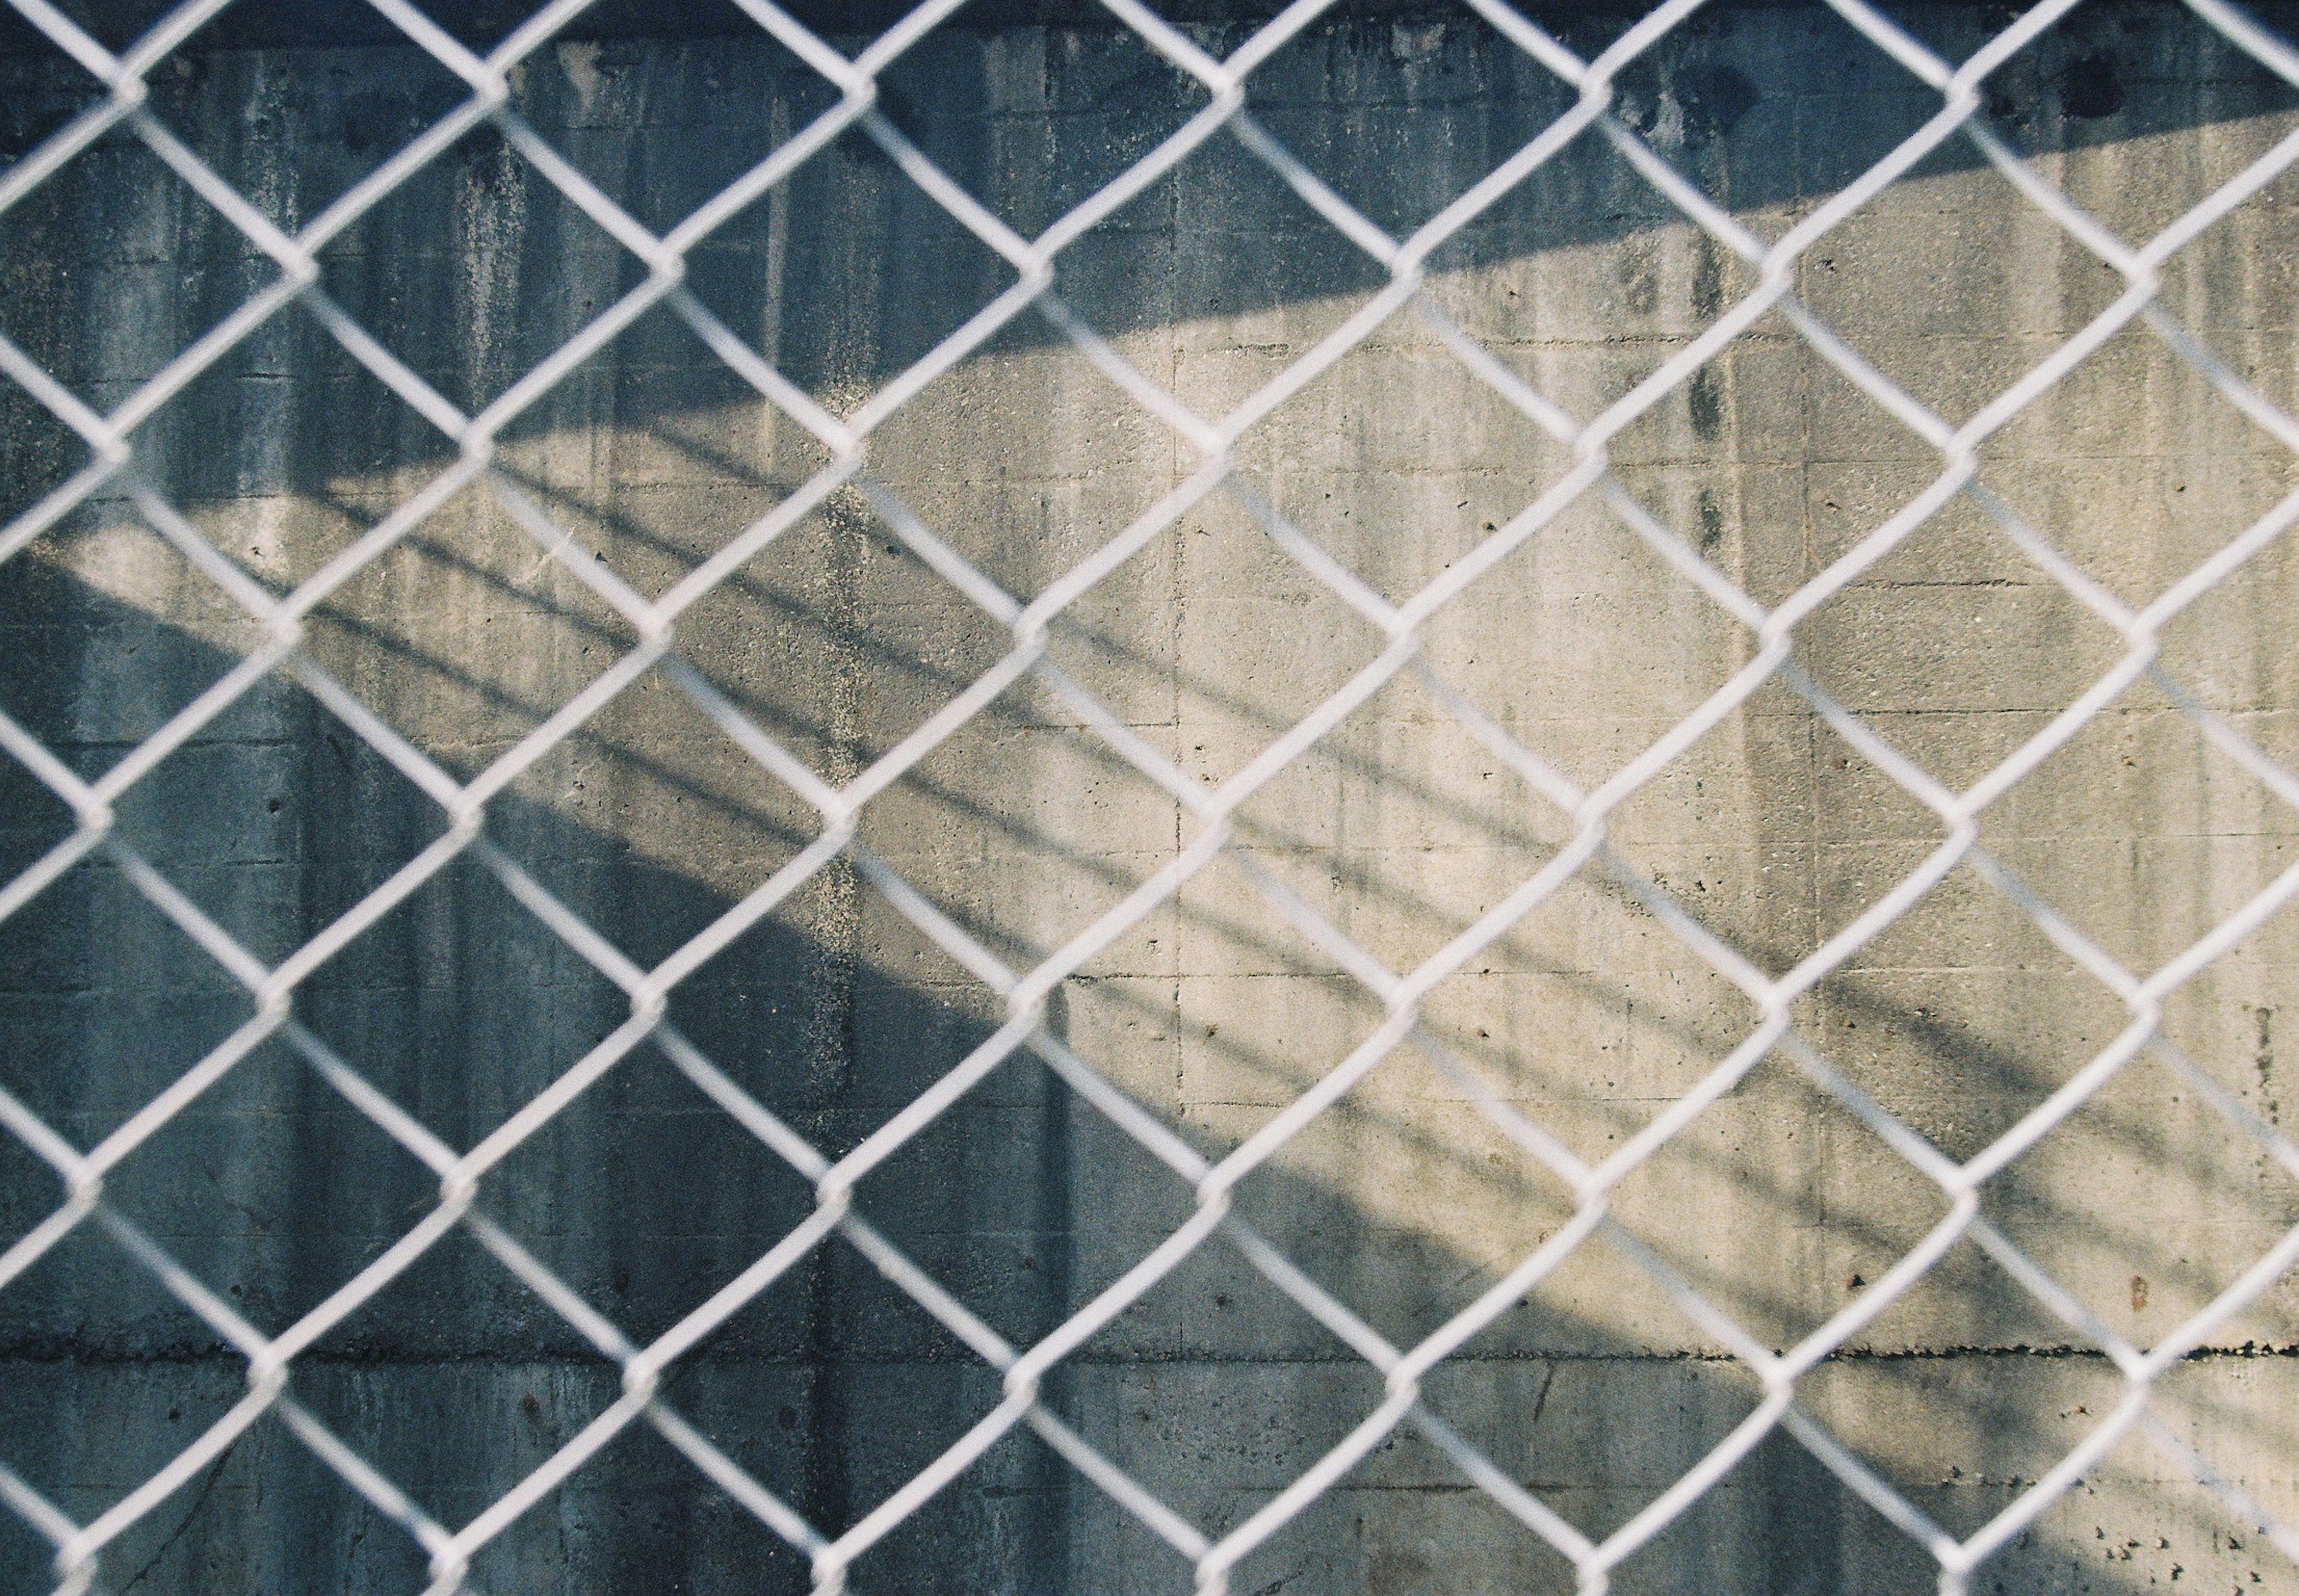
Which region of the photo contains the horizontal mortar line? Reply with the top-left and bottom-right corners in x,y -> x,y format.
0,1340 -> 2291,1369
1820,706 -> 2253,718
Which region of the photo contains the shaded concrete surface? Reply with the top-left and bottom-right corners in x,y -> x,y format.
1,1 -> 2298,1591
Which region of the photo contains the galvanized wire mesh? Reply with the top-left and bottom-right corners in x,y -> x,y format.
1,0 -> 2298,1591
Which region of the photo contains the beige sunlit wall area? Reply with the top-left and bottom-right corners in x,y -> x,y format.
1,0 -> 2298,1591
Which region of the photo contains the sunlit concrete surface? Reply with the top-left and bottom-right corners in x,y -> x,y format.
2,2 -> 2298,1591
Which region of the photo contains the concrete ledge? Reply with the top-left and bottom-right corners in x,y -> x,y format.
0,0 -> 2024,62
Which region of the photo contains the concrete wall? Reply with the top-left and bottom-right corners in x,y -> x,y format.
2,2 -> 2298,1591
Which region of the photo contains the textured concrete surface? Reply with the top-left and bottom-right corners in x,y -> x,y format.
2,2 -> 2299,1592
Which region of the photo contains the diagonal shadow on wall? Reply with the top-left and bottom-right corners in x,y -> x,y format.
0,0 -> 2297,497
0,544 -> 2287,1595
1,4 -> 2297,1591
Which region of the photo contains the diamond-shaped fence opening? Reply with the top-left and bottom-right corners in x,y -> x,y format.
2,0 -> 2299,1592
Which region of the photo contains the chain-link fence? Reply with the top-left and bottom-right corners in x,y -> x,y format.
1,0 -> 2298,1591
